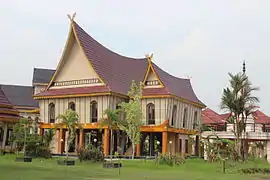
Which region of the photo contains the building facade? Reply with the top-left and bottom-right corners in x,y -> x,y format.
32,18 -> 205,156
201,108 -> 270,162
0,85 -> 39,150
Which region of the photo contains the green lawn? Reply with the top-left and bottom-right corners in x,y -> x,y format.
0,155 -> 270,180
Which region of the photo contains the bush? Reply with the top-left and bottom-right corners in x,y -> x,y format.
25,134 -> 42,156
0,148 -> 4,155
154,153 -> 185,166
36,146 -> 51,159
239,168 -> 270,174
77,144 -> 104,162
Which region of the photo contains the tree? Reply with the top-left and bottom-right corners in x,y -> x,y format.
43,129 -> 55,148
57,109 -> 80,160
221,72 -> 259,160
99,108 -> 121,160
118,80 -> 143,159
12,118 -> 31,155
12,117 -> 43,157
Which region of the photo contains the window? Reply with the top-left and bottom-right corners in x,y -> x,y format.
91,101 -> 98,123
68,102 -> 76,111
48,103 -> 55,123
193,111 -> 198,129
171,105 -> 177,127
146,103 -> 155,125
183,108 -> 188,128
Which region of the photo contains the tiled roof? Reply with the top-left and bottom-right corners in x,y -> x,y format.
32,68 -> 55,84
201,108 -> 225,124
142,88 -> 170,96
219,113 -> 231,120
0,86 -> 12,107
40,21 -> 203,105
202,109 -> 270,125
1,85 -> 38,108
36,86 -> 110,97
252,110 -> 270,124
0,86 -> 19,120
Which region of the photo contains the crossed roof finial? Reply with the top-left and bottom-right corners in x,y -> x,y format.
67,12 -> 76,22
145,53 -> 153,61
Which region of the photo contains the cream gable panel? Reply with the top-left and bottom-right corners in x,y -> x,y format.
144,68 -> 162,88
51,37 -> 103,89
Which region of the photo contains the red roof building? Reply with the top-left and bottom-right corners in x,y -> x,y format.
0,86 -> 20,122
32,16 -> 204,156
201,108 -> 270,132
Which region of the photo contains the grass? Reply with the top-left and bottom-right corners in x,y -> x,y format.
0,155 -> 270,180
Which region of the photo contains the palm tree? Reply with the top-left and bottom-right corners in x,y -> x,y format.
43,129 -> 55,148
57,109 -> 80,160
221,72 -> 259,159
99,108 -> 121,160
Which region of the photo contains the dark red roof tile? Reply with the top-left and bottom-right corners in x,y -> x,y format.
38,21 -> 204,106
36,86 -> 110,97
203,109 -> 270,125
72,22 -> 204,105
201,108 -> 225,124
142,88 -> 169,96
0,86 -> 20,120
252,110 -> 270,124
219,113 -> 231,120
0,86 -> 12,107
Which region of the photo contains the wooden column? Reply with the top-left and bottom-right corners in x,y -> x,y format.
39,128 -> 43,136
136,143 -> 141,156
162,131 -> 168,155
195,135 -> 200,156
103,128 -> 109,156
79,129 -> 83,148
1,124 -> 8,148
58,128 -> 63,154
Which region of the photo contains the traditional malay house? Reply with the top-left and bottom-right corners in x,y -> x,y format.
30,14 -> 205,157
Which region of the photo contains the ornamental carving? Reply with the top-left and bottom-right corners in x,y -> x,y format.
145,80 -> 160,86
53,78 -> 101,87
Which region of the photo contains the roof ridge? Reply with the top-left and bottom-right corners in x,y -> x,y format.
151,62 -> 191,81
34,67 -> 55,71
0,84 -> 32,88
72,21 -> 147,61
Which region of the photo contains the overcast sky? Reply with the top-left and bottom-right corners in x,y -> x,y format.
0,0 -> 269,114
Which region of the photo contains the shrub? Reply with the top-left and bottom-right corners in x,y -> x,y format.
154,153 -> 185,166
239,168 -> 270,174
25,134 -> 42,156
36,146 -> 51,159
77,144 -> 104,162
0,148 -> 4,155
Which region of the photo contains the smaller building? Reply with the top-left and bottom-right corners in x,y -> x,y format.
201,108 -> 270,161
0,85 -> 40,150
201,108 -> 270,133
0,86 -> 20,149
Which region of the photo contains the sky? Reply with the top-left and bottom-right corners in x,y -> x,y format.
0,0 -> 270,114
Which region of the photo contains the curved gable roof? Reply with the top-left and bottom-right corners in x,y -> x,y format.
36,20 -> 204,106
72,21 -> 148,94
